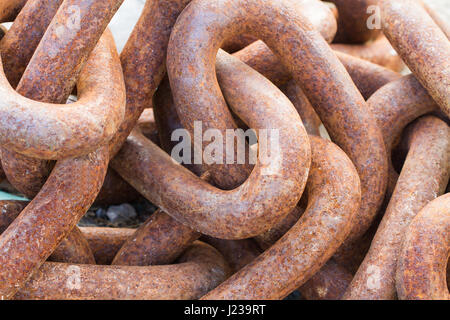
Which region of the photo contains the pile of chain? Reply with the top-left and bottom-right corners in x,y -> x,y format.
0,0 -> 448,300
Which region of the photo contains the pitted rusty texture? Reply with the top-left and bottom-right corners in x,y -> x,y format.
0,0 -> 64,88
249,199 -> 355,300
233,42 -> 395,254
93,169 -> 142,206
279,83 -> 322,136
167,0 -> 386,246
152,54 -> 306,272
167,0 -> 337,190
201,236 -> 262,275
221,0 -> 338,53
152,0 -> 386,296
80,227 -> 135,265
344,116 -> 449,300
110,169 -> 212,266
381,0 -> 450,118
0,200 -> 95,264
0,0 -> 446,301
202,136 -> 360,300
253,205 -> 305,250
0,146 -> 108,299
329,0 -> 381,43
113,46 -> 311,239
396,194 -> 450,300
233,39 -> 402,95
112,209 -> 200,266
299,259 -> 354,300
48,227 -> 96,265
0,29 -> 125,159
331,36 -> 405,73
0,0 -> 27,23
234,40 -> 401,100
13,241 -> 228,300
108,0 -> 193,159
367,74 -> 441,195
0,28 -> 125,299
1,0 -> 124,199
17,0 -> 124,103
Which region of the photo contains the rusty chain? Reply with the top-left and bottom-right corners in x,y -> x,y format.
0,0 -> 447,300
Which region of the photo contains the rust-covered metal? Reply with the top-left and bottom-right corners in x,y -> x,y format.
0,200 -> 95,264
14,241 -> 228,300
235,39 -> 401,101
108,0 -> 193,159
344,116 -> 449,300
331,36 -> 404,73
234,39 -> 401,98
93,169 -> 142,206
0,27 -> 124,299
201,236 -> 262,275
167,0 -> 386,246
367,74 -> 441,195
0,146 -> 108,299
396,193 -> 450,300
0,200 -> 27,234
1,0 -> 124,198
48,227 -> 96,265
299,259 -> 354,300
253,205 -> 305,250
80,227 -> 134,265
0,0 -> 64,88
113,47 -> 311,239
112,209 -> 200,266
202,136 -> 360,300
0,0 -> 446,301
0,0 -> 27,23
0,25 -> 6,41
329,0 -> 381,43
381,0 -> 450,118
0,30 -> 125,160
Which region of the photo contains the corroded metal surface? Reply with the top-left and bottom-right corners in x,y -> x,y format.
113,47 -> 311,239
396,194 -> 450,300
299,259 -> 354,300
329,0 -> 381,43
202,136 -> 360,300
0,146 -> 108,299
0,0 -> 64,88
0,30 -> 125,160
344,116 -> 449,299
367,74 -> 440,195
14,241 -> 228,300
80,227 -> 134,265
381,0 -> 450,117
108,0 -> 193,158
0,0 -> 27,23
0,28 -> 124,299
0,200 -> 95,264
201,236 -> 262,275
168,0 -> 386,247
112,209 -> 200,266
331,36 -> 404,72
1,0 -> 124,198
0,0 -> 447,301
93,169 -> 142,206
